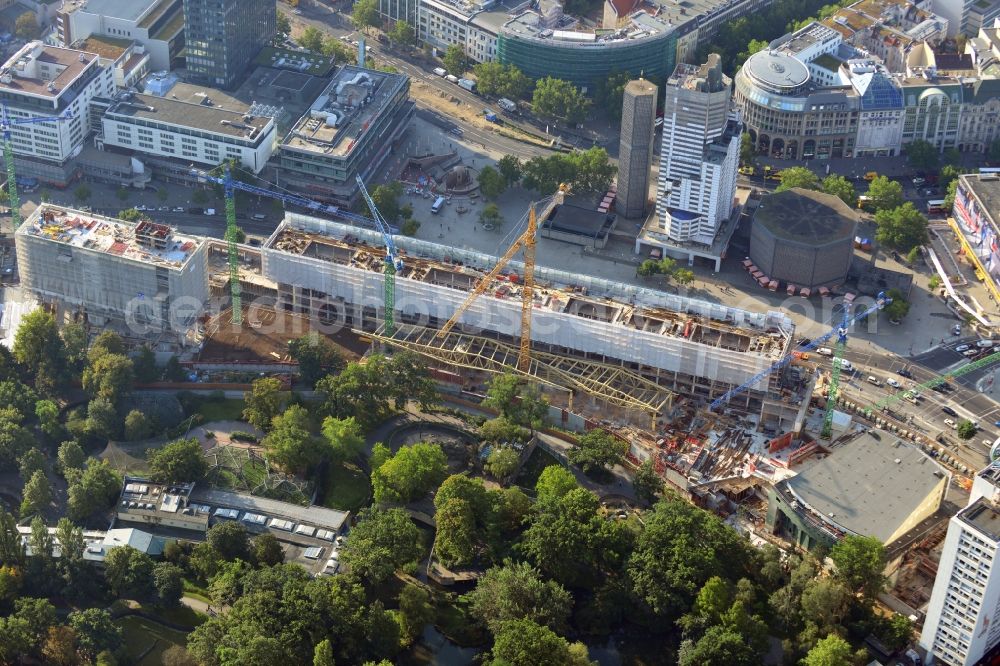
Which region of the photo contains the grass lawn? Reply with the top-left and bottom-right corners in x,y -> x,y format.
118,616 -> 189,665
193,398 -> 246,422
146,603 -> 208,629
434,595 -> 486,648
514,447 -> 561,491
182,578 -> 211,604
321,461 -> 371,513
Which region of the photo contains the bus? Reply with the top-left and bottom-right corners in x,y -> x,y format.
927,199 -> 948,216
857,195 -> 873,211
430,196 -> 445,214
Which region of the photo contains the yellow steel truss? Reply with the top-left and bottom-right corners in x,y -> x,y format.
369,323 -> 674,417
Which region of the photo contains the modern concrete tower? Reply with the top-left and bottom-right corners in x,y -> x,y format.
618,77 -> 657,219
656,53 -> 740,245
183,0 -> 275,89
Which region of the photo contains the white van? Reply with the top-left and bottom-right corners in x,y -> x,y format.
251,213 -> 267,221
866,375 -> 881,386
833,358 -> 853,371
430,196 -> 445,214
433,67 -> 447,77
977,339 -> 995,348
817,347 -> 833,356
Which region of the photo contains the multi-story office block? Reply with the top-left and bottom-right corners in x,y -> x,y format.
644,54 -> 739,266
55,0 -> 184,71
183,0 -> 275,90
921,465 -> 1000,665
617,78 -> 657,219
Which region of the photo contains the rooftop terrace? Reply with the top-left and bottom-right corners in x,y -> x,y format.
20,205 -> 203,271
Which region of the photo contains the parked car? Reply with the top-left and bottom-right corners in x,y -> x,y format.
942,406 -> 958,417
886,378 -> 901,388
897,368 -> 913,378
978,339 -> 995,348
952,324 -> 962,335
964,349 -> 979,357
796,337 -> 811,347
944,418 -> 957,429
956,344 -> 971,352
171,206 -> 185,213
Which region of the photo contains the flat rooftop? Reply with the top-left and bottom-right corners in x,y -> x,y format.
754,188 -> 858,245
190,487 -> 350,534
543,202 -> 615,238
784,433 -> 946,543
959,497 -> 1000,542
282,65 -> 406,158
76,35 -> 131,61
960,174 -> 1000,227
0,42 -> 98,98
256,46 -> 336,77
265,216 -> 790,358
69,0 -> 161,22
502,8 -> 673,42
20,205 -> 203,271
105,92 -> 270,140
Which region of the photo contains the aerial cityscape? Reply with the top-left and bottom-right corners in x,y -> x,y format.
0,0 -> 998,664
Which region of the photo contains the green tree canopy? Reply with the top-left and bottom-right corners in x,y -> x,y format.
485,446 -> 520,483
567,429 -> 627,474
12,310 -> 68,394
66,459 -> 122,521
478,166 -> 506,200
389,20 -> 416,46
866,175 -> 904,212
532,77 -> 590,124
821,175 -> 856,206
801,634 -> 855,666
68,608 -> 122,661
104,545 -> 155,599
56,440 -> 85,476
20,470 -> 51,517
468,560 -> 573,633
483,373 -> 548,430
905,139 -> 939,170
829,535 -> 887,599
339,507 -> 422,583
776,167 -> 820,192
633,459 -> 663,504
497,155 -> 522,185
206,520 -> 251,561
488,618 -> 593,666
874,202 -> 928,251
957,419 -> 977,440
442,44 -> 468,76
242,377 -> 286,431
472,62 -> 532,99
321,415 -> 365,463
351,0 -> 380,31
288,334 -> 345,387
147,438 -> 207,483
535,465 -> 578,505
372,442 -> 448,505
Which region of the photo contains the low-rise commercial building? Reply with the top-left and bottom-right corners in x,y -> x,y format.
15,206 -> 209,340
275,65 -> 413,206
767,431 -> 949,552
99,91 -> 276,174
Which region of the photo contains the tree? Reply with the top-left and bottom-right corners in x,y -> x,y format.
628,498 -> 753,619
18,448 -> 44,481
442,44 -> 468,76
398,583 -> 434,644
678,625 -> 762,666
205,520 -> 251,561
489,619 -> 593,666
54,518 -> 86,594
20,470 -> 51,516
593,71 -> 632,122
66,459 -> 121,521
0,508 -> 23,565
633,459 -> 663,504
13,310 -> 68,394
883,288 -> 910,322
313,639 -> 336,666
372,442 -> 448,504
252,533 -> 284,567
389,20 -> 415,46
82,352 -> 134,405
568,429 -> 626,474
473,62 -> 532,100
264,405 -> 324,472
104,545 -> 154,599
163,355 -> 186,381
148,438 -> 207,483
368,181 -> 404,222
532,77 -> 590,125
485,446 -> 519,482
153,562 -> 183,606
73,184 -> 92,203
61,323 -> 88,372
673,268 -> 695,286
0,597 -> 56,661
776,166 -> 820,192
957,419 -> 977,440
122,410 -> 151,441
497,155 -> 522,186
802,634 -> 854,666
300,26 -> 326,53
276,11 -> 291,36
905,139 -> 939,170
866,175 -> 904,212
483,373 -> 548,430
882,613 -> 913,652
800,578 -> 850,632
468,560 -> 573,633
57,441 -> 85,476
288,334 -> 345,387
42,625 -> 78,666
434,497 -> 476,566
242,377 -> 285,431
821,175 -> 856,207
740,131 -> 755,164
829,535 -> 886,599
939,164 -> 963,192
478,202 -> 504,231
371,441 -> 392,473
535,465 -> 578,504
321,416 -> 365,463
351,0 -> 380,31
68,608 -> 121,661
339,507 -> 422,583
86,397 -> 118,439
133,345 -> 158,383
35,400 -> 61,440
943,177 -> 960,211
478,166 -> 506,200
14,12 -> 35,40
874,202 -> 928,251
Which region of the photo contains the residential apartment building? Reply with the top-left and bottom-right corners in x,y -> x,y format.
275,66 -> 413,206
100,91 -> 276,174
55,0 -> 184,71
183,0 -> 274,89
920,465 -> 1000,665
932,0 -> 1000,36
0,41 -> 114,183
15,206 -> 209,340
653,55 -> 740,252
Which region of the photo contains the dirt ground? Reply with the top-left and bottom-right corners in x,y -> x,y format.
199,307 -> 370,362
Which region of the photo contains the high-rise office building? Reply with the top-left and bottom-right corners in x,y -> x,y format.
183,0 -> 275,89
618,78 -> 657,219
921,465 -> 1000,665
655,54 -> 740,246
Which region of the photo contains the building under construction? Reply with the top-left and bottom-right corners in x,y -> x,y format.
14,205 -> 801,429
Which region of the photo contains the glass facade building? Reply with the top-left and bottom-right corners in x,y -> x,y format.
183,0 -> 275,89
